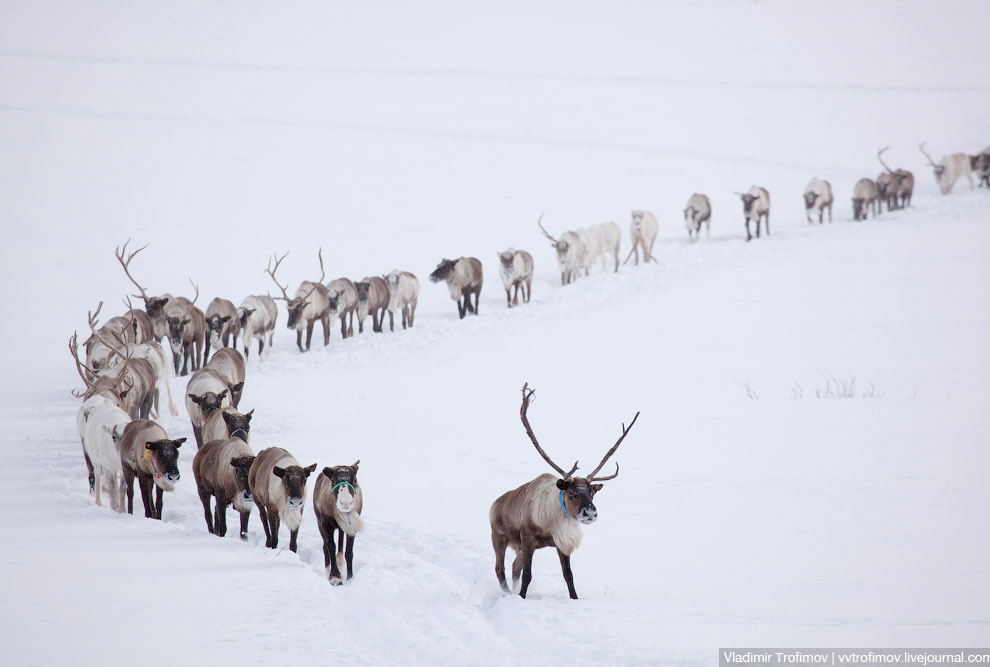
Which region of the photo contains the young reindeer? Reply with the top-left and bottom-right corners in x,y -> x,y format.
193,438 -> 255,539
429,257 -> 483,318
385,270 -> 419,331
266,250 -> 332,352
313,461 -> 363,585
497,248 -> 534,307
920,141 -> 973,194
249,447 -> 317,552
204,297 -> 240,363
736,186 -> 771,241
538,213 -> 582,285
490,384 -> 639,600
803,179 -> 833,224
684,193 -> 712,241
119,419 -> 185,519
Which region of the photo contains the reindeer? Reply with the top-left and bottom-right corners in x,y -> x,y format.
920,142 -> 973,194
204,297 -> 240,362
326,278 -> 358,339
576,227 -> 602,277
969,146 -> 990,188
736,186 -> 771,241
114,240 -> 197,342
119,419 -> 185,519
595,221 -> 622,272
429,257 -> 483,318
238,295 -> 278,361
538,214 -> 583,285
490,384 -> 638,599
625,210 -> 660,264
684,194 -> 712,241
313,461 -> 363,585
206,347 -> 246,408
83,303 -> 158,421
497,248 -> 534,307
852,178 -> 880,221
876,172 -> 898,212
193,438 -> 255,539
82,401 -> 131,512
185,368 -> 233,448
249,447 -> 317,552
802,179 -> 833,224
202,407 -> 253,445
354,276 -> 390,333
265,251 -> 332,352
385,270 -> 419,331
877,147 -> 914,210
165,296 -> 206,377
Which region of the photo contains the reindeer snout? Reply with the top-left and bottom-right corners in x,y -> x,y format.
166,471 -> 180,482
577,506 -> 597,524
287,497 -> 304,509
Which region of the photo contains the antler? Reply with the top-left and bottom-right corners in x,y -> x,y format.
87,301 -> 130,363
919,142 -> 938,167
536,211 -> 558,246
586,411 -> 640,482
877,146 -> 895,175
114,239 -> 150,301
68,332 -> 95,394
188,278 -> 199,305
519,383 -> 578,479
264,251 -> 291,301
317,247 -> 326,283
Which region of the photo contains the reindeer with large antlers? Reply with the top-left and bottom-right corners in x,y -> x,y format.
877,147 -> 914,210
489,383 -> 639,600
537,213 -> 583,286
920,141 -> 973,195
265,250 -> 332,352
115,240 -> 194,342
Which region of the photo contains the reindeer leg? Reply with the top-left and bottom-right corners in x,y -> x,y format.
239,509 -> 250,540
269,513 -> 280,549
745,219 -> 752,242
344,533 -> 355,581
93,464 -> 103,507
216,501 -> 229,537
473,290 -> 480,316
84,450 -> 95,497
198,488 -> 214,534
325,522 -> 342,584
123,469 -> 135,514
388,309 -> 394,332
139,476 -> 154,518
289,527 -> 298,553
340,315 -> 348,339
505,288 -> 511,307
203,338 -> 211,368
518,543 -> 535,599
322,316 -> 330,345
155,486 -> 164,520
296,329 -> 304,352
511,552 -> 523,590
305,322 -> 314,351
181,346 -> 190,377
493,535 -> 510,592
458,297 -> 466,319
257,504 -> 271,547
557,548 -> 578,600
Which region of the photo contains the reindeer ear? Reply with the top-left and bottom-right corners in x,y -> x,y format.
189,393 -> 203,404
322,467 -> 334,479
556,479 -> 571,490
303,463 -> 317,476
351,460 -> 360,472
172,438 -> 186,447
219,389 -> 229,399
231,382 -> 244,393
182,318 -> 190,326
145,442 -> 156,451
220,316 -> 231,324
161,297 -> 169,306
119,389 -> 129,399
245,409 -> 254,420
591,483 -> 603,494
272,466 -> 285,478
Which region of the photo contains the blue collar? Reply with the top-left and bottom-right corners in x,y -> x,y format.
558,490 -> 570,517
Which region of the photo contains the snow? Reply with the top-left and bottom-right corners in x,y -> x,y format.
1,0 -> 989,665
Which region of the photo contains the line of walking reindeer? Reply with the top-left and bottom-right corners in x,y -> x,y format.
67,138 -> 985,597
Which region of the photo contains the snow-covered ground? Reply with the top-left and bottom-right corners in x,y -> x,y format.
1,1 -> 989,665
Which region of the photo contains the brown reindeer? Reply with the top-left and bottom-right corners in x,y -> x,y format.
204,297 -> 241,362
265,250 -> 332,352
119,419 -> 185,519
202,407 -> 253,445
115,240 -> 197,343
193,438 -> 256,539
354,277 -> 389,333
877,146 -> 914,209
489,384 -> 638,600
249,447 -> 317,552
313,461 -> 363,585
185,368 -> 233,448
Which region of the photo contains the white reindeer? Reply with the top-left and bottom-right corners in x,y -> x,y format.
238,295 -> 278,361
497,248 -> 534,307
537,214 -> 583,285
802,179 -> 833,224
385,270 -> 419,331
626,210 -> 659,264
684,194 -> 712,241
920,142 -> 973,194
594,221 -> 622,272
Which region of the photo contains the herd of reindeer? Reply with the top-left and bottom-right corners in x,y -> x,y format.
68,140 -> 989,598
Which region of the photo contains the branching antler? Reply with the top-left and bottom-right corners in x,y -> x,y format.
878,146 -> 895,175
519,383 -> 578,479
317,247 -> 326,283
586,411 -> 640,482
919,142 -> 938,168
68,332 -> 95,395
264,251 -> 291,301
115,239 -> 150,301
87,301 -> 130,363
188,277 -> 199,305
536,211 -> 558,246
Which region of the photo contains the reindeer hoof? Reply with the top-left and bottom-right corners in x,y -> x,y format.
240,532 -> 248,541
328,576 -> 343,586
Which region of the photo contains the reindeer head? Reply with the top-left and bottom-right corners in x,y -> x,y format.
229,455 -> 256,506
683,206 -> 696,222
803,191 -> 818,209
498,250 -> 515,271
321,461 -> 360,514
205,315 -> 231,344
145,438 -> 184,490
355,281 -> 371,305
285,296 -> 310,329
851,197 -> 865,220
166,315 -> 190,351
631,210 -> 646,230
429,259 -> 457,284
188,390 -> 228,416
102,422 -> 128,452
518,383 -> 638,525
145,296 -> 170,320
272,463 -> 317,509
738,193 -> 758,214
222,409 -> 253,443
